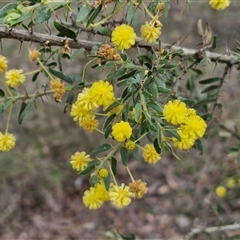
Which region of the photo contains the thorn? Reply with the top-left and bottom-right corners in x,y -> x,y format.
19,40 -> 23,54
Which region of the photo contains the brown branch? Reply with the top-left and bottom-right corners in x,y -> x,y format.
0,26 -> 236,65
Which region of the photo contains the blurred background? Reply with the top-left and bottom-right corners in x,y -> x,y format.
0,1 -> 240,239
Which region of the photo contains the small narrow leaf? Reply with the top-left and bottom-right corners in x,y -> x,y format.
76,4 -> 91,22
0,89 -> 5,97
118,70 -> 137,81
54,21 -> 77,39
66,91 -> 75,105
103,114 -> 116,130
90,143 -> 112,155
134,102 -> 141,122
49,68 -> 74,84
71,48 -> 85,61
201,84 -> 219,94
18,100 -> 35,124
126,3 -> 136,24
79,164 -> 95,175
199,77 -> 221,85
87,3 -> 102,27
120,147 -> 128,166
111,157 -> 117,176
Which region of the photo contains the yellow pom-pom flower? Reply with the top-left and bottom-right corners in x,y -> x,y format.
5,69 -> 26,87
140,22 -> 161,43
172,129 -> 195,150
50,78 -> 65,102
209,0 -> 230,10
142,144 -> 161,164
181,115 -> 207,139
76,88 -> 99,111
126,140 -> 136,150
98,168 -> 109,178
215,186 -> 227,197
111,24 -> 136,50
29,49 -> 41,61
70,151 -> 91,172
70,102 -> 94,124
80,116 -> 99,133
90,80 -> 114,107
163,100 -> 188,125
227,178 -> 236,188
0,55 -> 8,73
112,121 -> 132,142
109,183 -> 132,208
82,186 -> 104,210
0,132 -> 16,151
129,179 -> 148,199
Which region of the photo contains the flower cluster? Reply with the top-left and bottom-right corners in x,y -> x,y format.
0,132 -> 16,152
140,21 -> 162,43
96,44 -> 121,61
50,78 -> 66,102
163,100 -> 207,150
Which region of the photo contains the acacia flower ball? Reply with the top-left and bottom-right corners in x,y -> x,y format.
5,69 -> 26,87
142,144 -> 161,164
111,24 -> 136,50
125,140 -> 136,150
209,0 -> 230,10
0,132 -> 16,151
29,49 -> 41,61
82,186 -> 104,210
112,121 -> 132,142
172,129 -> 195,150
109,183 -> 132,208
129,179 -> 148,199
0,55 -> 8,73
163,100 -> 188,125
98,168 -> 109,178
70,151 -> 91,171
215,186 -> 227,197
140,22 -> 161,43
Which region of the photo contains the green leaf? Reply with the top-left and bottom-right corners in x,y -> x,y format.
8,86 -> 18,96
199,77 -> 222,85
137,55 -> 152,69
90,143 -> 112,155
9,11 -> 33,27
32,71 -> 40,82
120,147 -> 128,166
49,68 -> 74,84
71,48 -> 85,61
29,9 -> 51,27
126,3 -> 136,24
118,70 -> 137,81
53,21 -> 77,39
165,142 -> 181,161
18,100 -> 35,124
76,4 -> 91,22
104,101 -> 121,113
193,139 -> 203,155
103,114 -> 116,130
132,147 -> 139,161
153,138 -> 161,154
103,174 -> 111,191
166,128 -> 181,141
104,124 -> 112,139
96,26 -> 112,37
79,163 -> 95,175
87,3 -> 102,27
0,3 -> 18,18
66,91 -> 74,105
111,157 -> 117,176
90,175 -> 99,186
106,68 -> 126,80
134,102 -> 141,122
157,86 -> 171,94
148,82 -> 158,98
4,99 -> 14,110
201,84 -> 219,94
0,89 -> 5,97
212,35 -> 217,50
147,101 -> 163,114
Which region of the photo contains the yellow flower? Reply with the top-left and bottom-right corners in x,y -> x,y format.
50,78 -> 65,102
125,140 -> 136,150
80,117 -> 99,133
187,108 -> 196,116
98,168 -> 109,178
82,186 -> 104,210
112,121 -> 132,142
76,88 -> 99,111
90,80 -> 115,107
29,49 -> 41,61
172,128 -> 195,150
70,151 -> 91,171
0,132 -> 16,151
95,181 -> 110,201
215,186 -> 227,197
129,179 -> 148,199
181,115 -> 207,139
111,24 -> 136,50
109,183 -> 132,208
70,102 -> 94,124
5,69 -> 26,87
0,55 -> 8,73
163,100 -> 188,125
227,178 -> 236,188
209,0 -> 230,10
140,22 -> 161,43
142,144 -> 161,164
